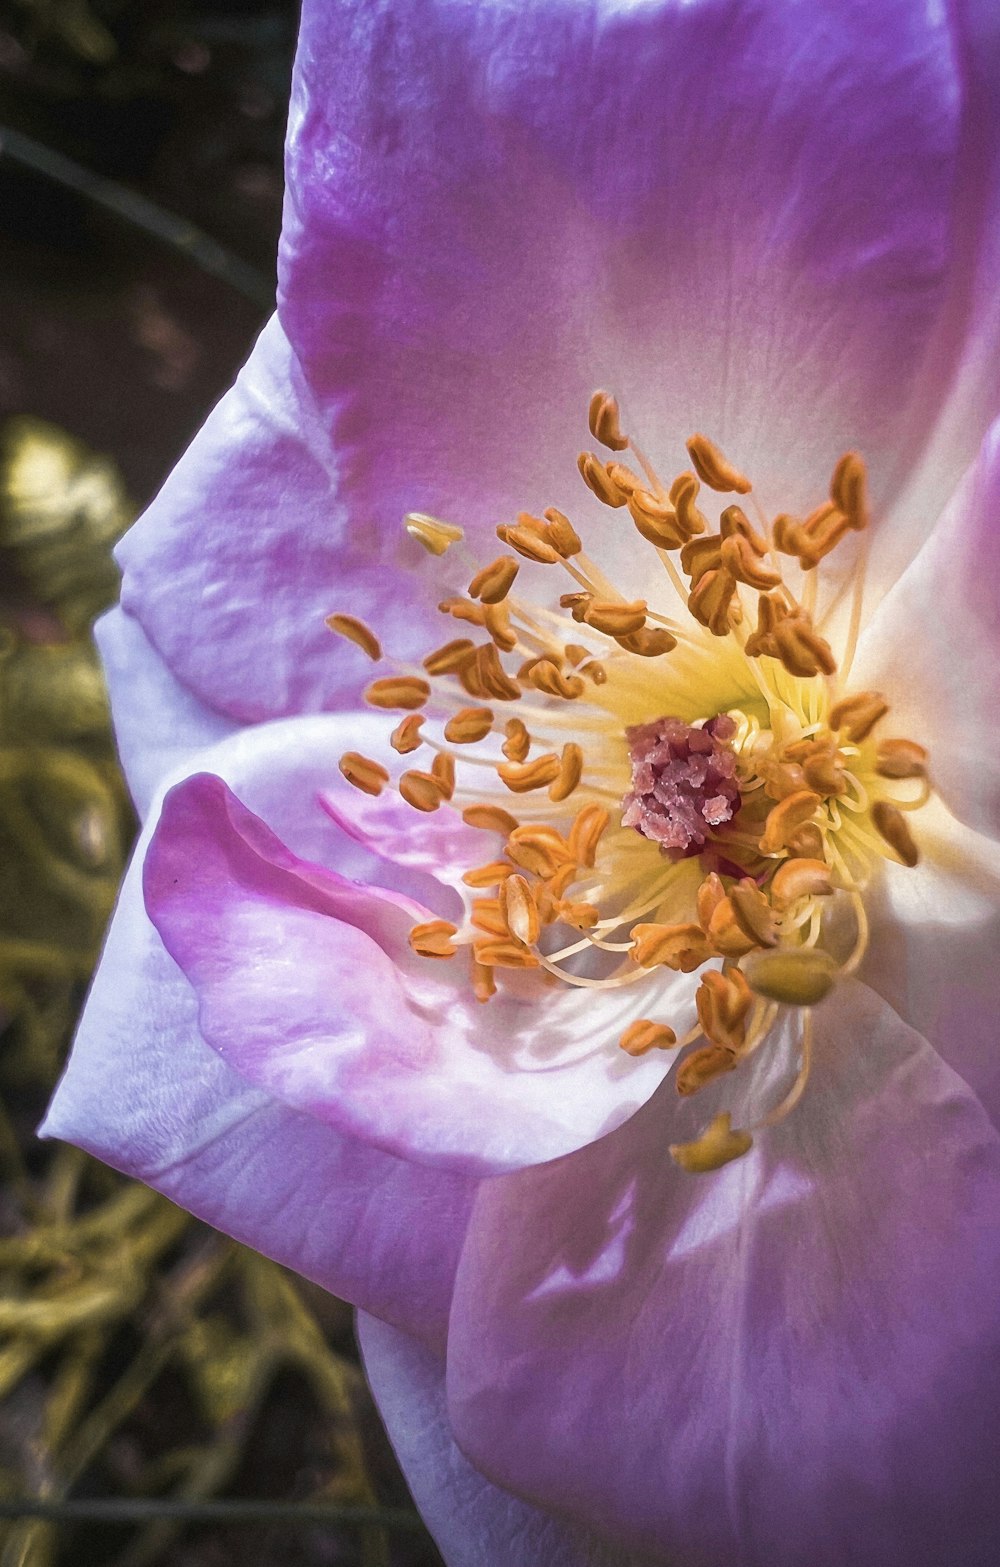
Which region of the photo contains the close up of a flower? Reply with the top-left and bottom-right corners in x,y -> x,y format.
42,1 -> 1000,1562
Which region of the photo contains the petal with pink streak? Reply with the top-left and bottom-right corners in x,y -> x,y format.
447,982 -> 1000,1566
41,859 -> 475,1353
854,415 -> 1000,839
144,767 -> 689,1174
319,787 -> 492,897
358,1313 -> 652,1567
122,0 -> 967,721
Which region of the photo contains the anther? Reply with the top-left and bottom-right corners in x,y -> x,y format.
696,871 -> 726,931
744,948 -> 838,1006
500,874 -> 541,945
526,659 -> 585,700
616,627 -> 677,657
472,644 -> 522,701
669,1113 -> 753,1174
875,738 -> 928,779
399,769 -> 446,812
760,790 -> 822,855
484,600 -> 518,651
498,754 -> 562,793
462,861 -> 517,888
719,505 -> 768,552
872,800 -> 919,867
543,507 -> 582,557
830,452 -> 869,531
568,804 -> 609,867
471,899 -> 509,937
729,880 -> 778,947
695,968 -> 752,1051
473,959 -> 497,1004
619,1019 -> 677,1057
559,591 -> 593,621
676,1043 -> 737,1096
502,718 -> 531,762
325,613 -> 382,661
462,804 -> 519,835
423,638 -> 477,675
472,938 -> 541,970
498,524 -> 562,564
507,825 -> 574,879
338,752 -> 389,796
549,742 -> 584,803
686,434 -> 751,495
588,390 -> 629,451
688,568 -> 737,636
770,857 -> 834,909
669,471 -> 708,536
679,535 -> 722,579
408,920 -> 459,958
444,707 -> 495,744
705,897 -> 757,958
801,742 -> 846,796
405,512 -> 464,555
431,752 -> 456,800
721,531 -> 782,589
468,557 -> 519,604
631,922 -> 714,972
829,691 -> 889,743
627,492 -> 685,548
582,598 -> 648,636
770,617 -> 837,678
578,452 -> 628,507
365,676 -> 431,710
390,714 -> 425,754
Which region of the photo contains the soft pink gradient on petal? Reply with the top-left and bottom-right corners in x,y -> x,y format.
319,788 -> 492,897
145,766 -> 690,1174
447,983 -> 1000,1566
42,863 -> 475,1352
358,1313 -> 652,1567
854,415 -> 1000,839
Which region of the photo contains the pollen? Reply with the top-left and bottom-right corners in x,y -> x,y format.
328,392 -> 933,1175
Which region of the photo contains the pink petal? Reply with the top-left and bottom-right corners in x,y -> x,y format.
447,982 -> 1000,1565
358,1313 -> 640,1567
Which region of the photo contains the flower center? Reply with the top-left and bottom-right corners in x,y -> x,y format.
330,394 -> 930,1173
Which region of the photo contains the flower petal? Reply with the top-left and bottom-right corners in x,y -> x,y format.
42,862 -> 475,1352
145,757 -> 687,1174
358,1312 -> 648,1567
447,982 -> 1000,1566
96,606 -> 239,818
121,0 -> 967,719
854,415 -> 1000,839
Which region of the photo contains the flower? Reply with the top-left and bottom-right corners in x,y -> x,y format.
43,1 -> 1000,1562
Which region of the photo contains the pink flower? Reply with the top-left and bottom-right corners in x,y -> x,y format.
45,2 -> 1000,1563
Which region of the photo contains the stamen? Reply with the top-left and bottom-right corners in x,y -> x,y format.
462,804 -> 519,834
498,754 -> 562,793
669,1113 -> 753,1174
390,714 -> 425,754
502,718 -> 531,761
829,691 -> 889,743
405,512 -> 464,555
500,874 -> 541,945
871,801 -> 920,867
469,556 -> 519,603
676,1042 -> 737,1096
325,613 -> 382,661
770,857 -> 833,908
619,1019 -> 678,1056
399,770 -> 445,812
365,676 -> 431,710
444,707 -> 495,744
744,948 -> 838,1005
588,390 -> 629,452
338,752 -> 389,796
549,742 -> 584,803
686,434 -> 752,495
408,920 -> 459,958
875,738 -> 928,779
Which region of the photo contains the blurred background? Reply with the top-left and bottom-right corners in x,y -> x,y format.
0,3 -> 444,1562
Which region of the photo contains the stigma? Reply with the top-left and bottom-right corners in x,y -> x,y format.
328,395 -> 931,1174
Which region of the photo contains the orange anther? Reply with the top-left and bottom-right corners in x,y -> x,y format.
619,1019 -> 678,1057
325,613 -> 382,661
408,919 -> 459,958
582,598 -> 648,636
760,790 -> 822,855
468,556 -> 519,604
695,968 -> 753,1051
399,769 -> 445,812
686,434 -> 751,495
549,742 -> 584,803
770,857 -> 834,910
462,804 -> 519,835
423,638 -> 477,675
631,922 -> 714,972
872,801 -> 919,867
676,1042 -> 738,1096
444,707 -> 495,744
875,738 -> 928,779
588,389 -> 629,451
500,874 -> 541,946
390,714 -> 425,754
829,691 -> 889,743
339,752 -> 389,796
365,676 -> 431,710
578,451 -> 628,508
688,568 -> 737,636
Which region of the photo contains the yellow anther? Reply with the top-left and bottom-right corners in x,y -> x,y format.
338,752 -> 389,796
546,860 -> 579,899
686,433 -> 752,495
471,898 -> 509,937
444,706 -> 495,744
472,938 -> 540,971
770,857 -> 834,909
627,491 -> 685,549
760,790 -> 822,855
729,880 -> 778,947
462,860 -> 517,888
559,590 -> 593,621
875,738 -> 928,779
872,800 -> 920,867
743,590 -> 788,658
408,919 -> 459,959
469,643 -> 521,702
695,968 -> 753,1050
578,451 -> 628,507
405,512 -> 464,554
679,535 -> 723,579
502,717 -> 531,762
744,948 -> 838,1006
688,568 -> 737,636
582,659 -> 607,684
829,691 -> 889,743
543,507 -> 582,557
506,824 -> 574,878
719,505 -> 768,553
705,896 -> 757,958
390,714 -> 425,754
787,822 -> 825,858
721,531 -> 783,590
423,637 -> 477,675
631,922 -> 714,972
431,752 -> 456,800
526,659 -> 585,700
473,959 -> 497,1004
399,769 -> 445,812
438,595 -> 486,627
619,1019 -> 678,1057
498,523 -> 562,564
669,471 -> 708,536
770,617 -> 837,678
325,613 -> 382,661
616,626 -> 678,657
799,740 -> 846,797
605,462 -> 643,496
556,899 -> 600,930
498,754 -> 562,794
484,599 -> 518,651
582,598 -> 648,636
365,676 -> 431,710
549,742 -> 584,803
676,1042 -> 738,1097
670,1113 -> 753,1174
462,803 -> 519,835
568,804 -> 609,868
830,451 -> 869,531
762,760 -> 808,801
500,874 -> 541,946
695,871 -> 726,931
468,556 -> 519,604
588,389 -> 629,451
